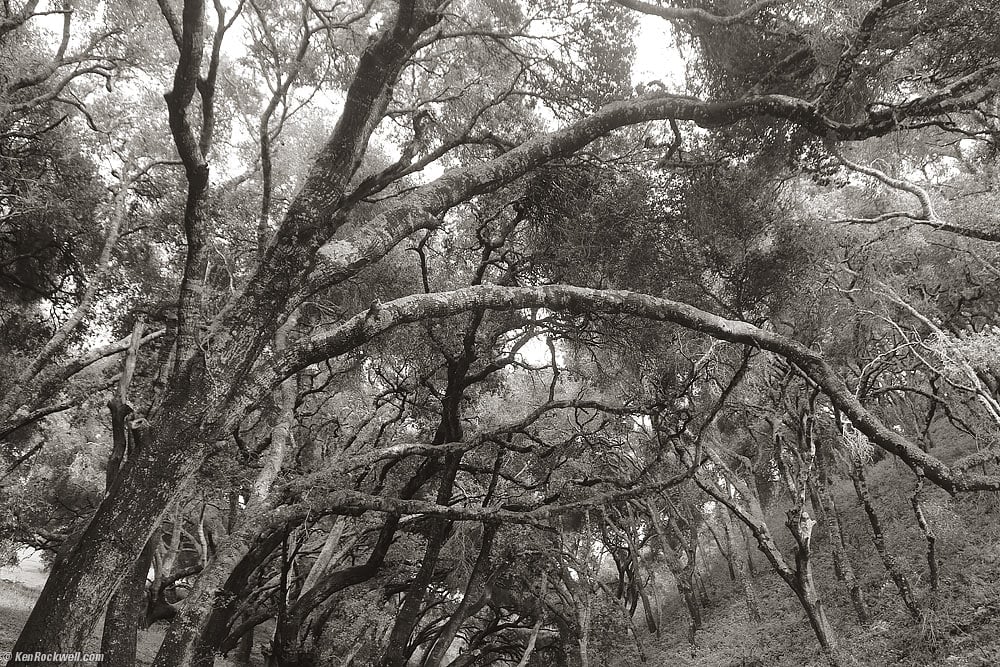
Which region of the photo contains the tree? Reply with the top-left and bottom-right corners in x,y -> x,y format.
3,0 -> 1000,665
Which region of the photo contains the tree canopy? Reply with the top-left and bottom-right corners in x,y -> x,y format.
2,0 -> 1000,665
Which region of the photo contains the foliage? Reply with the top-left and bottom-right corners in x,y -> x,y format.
1,0 -> 1000,666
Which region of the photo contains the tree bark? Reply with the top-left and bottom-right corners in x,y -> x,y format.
100,541 -> 154,667
10,389 -> 211,665
787,509 -> 842,664
151,522 -> 286,667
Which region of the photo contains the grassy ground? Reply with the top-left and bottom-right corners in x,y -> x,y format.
1,554 -> 49,655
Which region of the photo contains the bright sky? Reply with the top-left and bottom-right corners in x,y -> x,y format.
631,15 -> 686,88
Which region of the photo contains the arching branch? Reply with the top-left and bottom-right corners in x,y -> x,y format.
829,142 -> 1000,243
271,284 -> 1000,494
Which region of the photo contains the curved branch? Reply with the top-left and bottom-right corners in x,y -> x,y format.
271,284 -> 1000,493
829,141 -> 1000,243
829,141 -> 936,219
307,84 -> 1000,297
816,0 -> 910,108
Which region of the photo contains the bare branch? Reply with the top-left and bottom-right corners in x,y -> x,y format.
829,141 -> 1000,242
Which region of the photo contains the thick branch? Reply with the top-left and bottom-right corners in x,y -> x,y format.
271,284 -> 1000,493
308,85 -> 1000,297
816,0 -> 909,108
206,0 -> 443,392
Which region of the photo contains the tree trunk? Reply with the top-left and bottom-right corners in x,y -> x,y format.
911,476 -> 939,593
10,395 -> 210,665
792,583 -> 842,667
689,446 -> 847,667
816,485 -> 869,624
786,510 -> 845,667
379,455 -> 461,667
724,511 -> 761,623
851,461 -> 919,616
100,541 -> 154,667
644,500 -> 701,641
156,317 -> 298,667
618,514 -> 658,634
105,397 -> 133,493
577,594 -> 591,667
152,522 -> 285,667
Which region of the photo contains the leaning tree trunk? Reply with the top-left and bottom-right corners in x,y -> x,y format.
378,455 -> 462,667
155,320 -> 298,667
576,593 -> 592,667
101,318 -> 155,667
644,499 -> 702,641
152,519 -> 286,667
911,475 -> 939,594
101,542 -> 154,667
786,509 -> 845,667
514,619 -> 545,667
851,460 -> 919,617
10,369 -> 213,666
690,444 -> 848,667
617,509 -> 659,635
